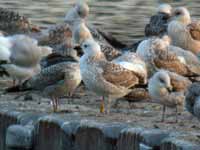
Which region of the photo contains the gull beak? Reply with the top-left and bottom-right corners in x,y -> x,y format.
167,86 -> 173,92
74,45 -> 84,56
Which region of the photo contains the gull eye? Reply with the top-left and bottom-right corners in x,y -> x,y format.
83,44 -> 88,49
175,11 -> 181,16
159,78 -> 165,84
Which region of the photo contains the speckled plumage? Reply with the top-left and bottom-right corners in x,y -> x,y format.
136,36 -> 200,78
168,7 -> 200,55
145,12 -> 170,37
6,59 -> 81,112
145,4 -> 172,37
80,39 -> 142,113
0,7 -> 39,34
148,70 -> 191,122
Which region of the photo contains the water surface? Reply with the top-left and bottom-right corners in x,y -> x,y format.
0,0 -> 199,44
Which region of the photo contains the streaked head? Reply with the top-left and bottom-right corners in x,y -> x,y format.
81,39 -> 101,55
65,2 -> 89,23
161,35 -> 171,46
171,7 -> 191,24
152,37 -> 168,50
73,22 -> 93,45
39,46 -> 53,57
157,4 -> 172,15
149,70 -> 172,94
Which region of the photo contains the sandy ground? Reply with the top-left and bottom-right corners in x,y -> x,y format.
0,79 -> 200,145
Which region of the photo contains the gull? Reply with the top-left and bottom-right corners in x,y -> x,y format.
136,35 -> 200,78
145,4 -> 172,37
80,38 -> 144,114
168,7 -> 200,55
0,7 -> 40,35
72,21 -> 148,84
0,34 -> 52,85
185,82 -> 200,119
65,1 -> 127,51
6,54 -> 81,112
72,21 -> 124,61
148,70 -> 191,122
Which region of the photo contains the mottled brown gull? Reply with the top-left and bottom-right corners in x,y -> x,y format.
145,4 -> 172,37
136,35 -> 200,78
80,39 -> 143,114
6,54 -> 81,112
168,7 -> 200,55
148,70 -> 191,122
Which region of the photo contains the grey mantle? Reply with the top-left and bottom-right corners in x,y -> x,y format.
0,109 -> 199,150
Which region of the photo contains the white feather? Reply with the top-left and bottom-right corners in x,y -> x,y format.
0,36 -> 12,61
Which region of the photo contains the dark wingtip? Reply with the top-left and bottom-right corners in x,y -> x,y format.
4,86 -> 21,93
97,29 -> 128,49
0,65 -> 10,77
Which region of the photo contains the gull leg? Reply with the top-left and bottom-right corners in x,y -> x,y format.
105,97 -> 112,114
68,92 -> 73,104
162,105 -> 166,122
55,97 -> 59,112
100,96 -> 105,113
175,105 -> 178,123
13,79 -> 16,86
51,97 -> 56,112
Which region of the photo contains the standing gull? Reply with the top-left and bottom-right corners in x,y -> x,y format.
168,7 -> 200,55
6,54 -> 81,112
148,70 -> 191,122
80,39 -> 142,114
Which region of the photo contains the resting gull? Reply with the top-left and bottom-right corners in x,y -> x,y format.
168,7 -> 200,55
136,35 -> 200,78
145,4 -> 172,37
148,70 -> 191,122
0,34 -> 52,85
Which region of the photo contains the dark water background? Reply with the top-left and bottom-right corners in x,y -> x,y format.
0,0 -> 199,44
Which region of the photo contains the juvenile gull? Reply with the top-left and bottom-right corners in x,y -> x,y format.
0,8 -> 40,35
6,54 -> 81,112
136,35 -> 200,78
72,21 -> 122,61
168,7 -> 200,55
145,4 -> 172,37
148,70 -> 191,122
80,39 -> 142,114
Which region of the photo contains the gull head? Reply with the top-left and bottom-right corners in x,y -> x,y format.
73,22 -> 92,45
65,2 -> 89,23
171,7 -> 191,25
157,4 -> 172,15
152,36 -> 169,50
81,39 -> 101,56
148,70 -> 172,98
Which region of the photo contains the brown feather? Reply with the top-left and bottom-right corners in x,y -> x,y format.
188,21 -> 200,41
153,48 -> 194,76
100,62 -> 139,88
168,71 -> 192,92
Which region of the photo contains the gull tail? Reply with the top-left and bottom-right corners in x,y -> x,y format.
4,80 -> 31,93
97,29 -> 128,49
